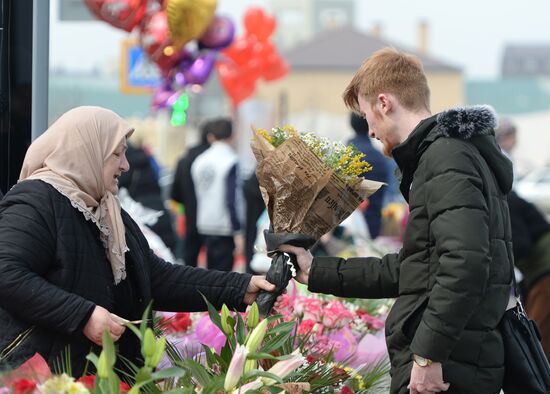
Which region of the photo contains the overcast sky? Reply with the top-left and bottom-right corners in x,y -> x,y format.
49,0 -> 550,79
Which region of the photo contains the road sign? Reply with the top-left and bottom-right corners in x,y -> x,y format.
120,39 -> 161,94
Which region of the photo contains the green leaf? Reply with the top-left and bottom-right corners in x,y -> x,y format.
97,352 -> 109,379
85,353 -> 100,369
107,370 -> 121,394
150,367 -> 186,380
213,351 -> 229,371
96,378 -> 111,394
102,329 -> 116,368
162,388 -> 195,394
177,359 -> 212,387
246,352 -> 294,361
201,345 -> 217,368
202,375 -> 225,394
236,313 -> 246,345
135,366 -> 153,384
266,321 -> 295,336
201,293 -> 222,330
242,370 -> 284,384
140,302 -> 153,337
126,380 -> 150,394
220,340 -> 232,365
261,331 -> 293,353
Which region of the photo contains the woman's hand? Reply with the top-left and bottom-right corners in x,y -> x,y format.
82,305 -> 126,345
278,244 -> 313,284
243,276 -> 276,305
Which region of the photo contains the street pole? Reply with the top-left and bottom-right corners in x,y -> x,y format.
31,0 -> 49,140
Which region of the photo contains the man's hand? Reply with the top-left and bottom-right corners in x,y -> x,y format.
408,361 -> 450,394
82,305 -> 126,345
244,276 -> 276,305
278,244 -> 313,285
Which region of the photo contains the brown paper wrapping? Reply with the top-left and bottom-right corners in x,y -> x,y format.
252,133 -> 384,240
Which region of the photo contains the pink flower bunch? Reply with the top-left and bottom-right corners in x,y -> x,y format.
356,309 -> 385,330
322,301 -> 354,329
293,296 -> 323,321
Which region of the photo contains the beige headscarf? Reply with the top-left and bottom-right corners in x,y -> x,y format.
19,106 -> 134,284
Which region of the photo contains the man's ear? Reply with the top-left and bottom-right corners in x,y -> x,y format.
377,93 -> 393,115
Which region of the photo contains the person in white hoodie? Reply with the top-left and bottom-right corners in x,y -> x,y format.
191,118 -> 244,271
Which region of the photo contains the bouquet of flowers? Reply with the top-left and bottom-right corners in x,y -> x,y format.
251,126 -> 384,316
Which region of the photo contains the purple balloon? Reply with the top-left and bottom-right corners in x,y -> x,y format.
185,51 -> 217,85
174,71 -> 187,87
151,86 -> 178,110
198,15 -> 235,50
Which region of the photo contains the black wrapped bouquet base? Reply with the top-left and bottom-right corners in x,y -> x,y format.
256,230 -> 316,318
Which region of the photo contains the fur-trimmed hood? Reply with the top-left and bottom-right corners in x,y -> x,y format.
435,105 -> 513,193
436,105 -> 497,139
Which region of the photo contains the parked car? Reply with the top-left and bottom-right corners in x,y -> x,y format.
515,167 -> 550,218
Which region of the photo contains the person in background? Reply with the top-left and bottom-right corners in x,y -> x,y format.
0,106 -> 275,376
242,172 -> 265,274
191,118 -> 244,272
507,185 -> 550,359
348,112 -> 389,238
495,117 -> 517,159
170,125 -> 211,267
118,142 -> 176,253
280,47 -> 514,394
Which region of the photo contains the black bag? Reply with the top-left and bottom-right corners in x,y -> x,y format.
500,296 -> 550,393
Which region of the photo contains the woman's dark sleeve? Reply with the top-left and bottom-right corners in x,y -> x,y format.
0,202 -> 95,334
149,249 -> 252,312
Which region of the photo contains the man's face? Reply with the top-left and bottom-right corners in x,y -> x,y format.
103,138 -> 129,194
358,95 -> 400,157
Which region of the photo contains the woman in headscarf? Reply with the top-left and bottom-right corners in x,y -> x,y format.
0,106 -> 274,376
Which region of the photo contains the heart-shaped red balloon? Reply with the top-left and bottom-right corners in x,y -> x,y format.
85,0 -> 147,32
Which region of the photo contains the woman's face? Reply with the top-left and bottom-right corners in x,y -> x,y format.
103,138 -> 130,194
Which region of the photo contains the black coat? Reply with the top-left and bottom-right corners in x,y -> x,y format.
171,143 -> 209,236
310,107 -> 514,393
507,191 -> 550,288
118,144 -> 176,252
0,180 -> 251,376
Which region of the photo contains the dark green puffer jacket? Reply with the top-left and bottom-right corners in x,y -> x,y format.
309,106 -> 514,394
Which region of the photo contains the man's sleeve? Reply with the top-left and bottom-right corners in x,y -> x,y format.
309,252 -> 401,299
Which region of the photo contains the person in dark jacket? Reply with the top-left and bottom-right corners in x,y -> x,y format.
348,112 -> 389,238
507,190 -> 550,358
118,142 -> 176,253
0,106 -> 275,377
170,126 -> 210,267
280,48 -> 513,394
242,172 -> 265,274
